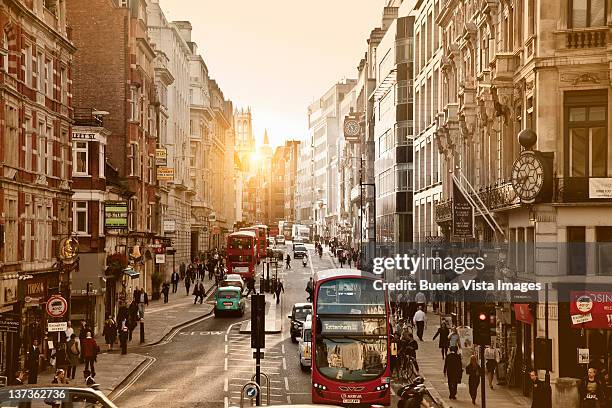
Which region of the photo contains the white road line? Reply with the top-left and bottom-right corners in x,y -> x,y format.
224,396 -> 228,408
225,335 -> 228,342
225,344 -> 228,354
144,388 -> 167,392
224,377 -> 228,392
155,314 -> 215,346
281,344 -> 285,354
287,392 -> 311,395
287,396 -> 292,404
282,357 -> 287,369
284,377 -> 289,391
224,357 -> 228,371
110,356 -> 157,401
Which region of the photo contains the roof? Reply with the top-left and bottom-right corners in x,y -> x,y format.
229,230 -> 256,238
225,274 -> 243,280
218,286 -> 241,292
293,302 -> 312,308
314,268 -> 378,282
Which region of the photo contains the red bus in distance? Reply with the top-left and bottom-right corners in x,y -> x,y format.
226,231 -> 257,279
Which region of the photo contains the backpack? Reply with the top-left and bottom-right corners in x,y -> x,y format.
70,342 -> 79,355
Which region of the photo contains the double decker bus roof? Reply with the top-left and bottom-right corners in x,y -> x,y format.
229,231 -> 256,238
313,268 -> 378,282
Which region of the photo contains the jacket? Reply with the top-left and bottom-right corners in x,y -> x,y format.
171,272 -> 180,283
66,339 -> 79,366
444,352 -> 463,383
82,337 -> 98,359
433,327 -> 450,348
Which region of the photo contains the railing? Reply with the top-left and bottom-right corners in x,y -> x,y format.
74,108 -> 103,126
566,28 -> 607,49
477,181 -> 520,211
554,177 -> 612,202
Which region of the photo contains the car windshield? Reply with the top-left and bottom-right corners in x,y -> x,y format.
293,306 -> 312,320
303,328 -> 312,342
228,255 -> 252,263
221,281 -> 242,288
219,292 -> 239,299
295,246 -> 306,251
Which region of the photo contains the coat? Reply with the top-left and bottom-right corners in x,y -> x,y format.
81,337 -> 98,359
171,272 -> 180,283
433,327 -> 450,348
444,352 -> 463,383
66,339 -> 79,366
27,346 -> 40,370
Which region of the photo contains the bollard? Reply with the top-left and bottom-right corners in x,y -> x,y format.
139,319 -> 145,344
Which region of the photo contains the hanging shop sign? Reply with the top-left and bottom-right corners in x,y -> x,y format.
570,291 -> 612,329
157,167 -> 174,181
104,201 -> 128,228
514,304 -> 534,324
58,237 -> 79,264
452,180 -> 474,238
0,314 -> 20,333
155,148 -> 168,166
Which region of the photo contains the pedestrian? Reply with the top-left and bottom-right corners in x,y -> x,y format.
185,274 -> 192,295
530,370 -> 549,408
13,370 -> 28,386
162,282 -> 170,303
339,253 -> 344,268
26,339 -> 41,384
81,331 -> 98,377
443,346 -> 463,400
302,254 -> 308,268
52,368 -> 69,385
275,279 -> 285,304
306,277 -> 314,302
65,321 -> 74,340
55,341 -> 68,374
413,306 -> 426,341
66,334 -> 79,380
466,355 -> 481,405
347,256 -> 352,268
128,300 -> 139,341
285,254 -> 291,269
137,287 -> 148,318
193,280 -> 205,304
581,367 -> 605,408
484,344 -> 501,389
171,270 -> 180,293
78,320 -> 88,362
118,317 -> 129,355
103,316 -> 117,351
433,321 -> 450,359
83,369 -> 96,387
179,262 -> 186,280
245,277 -> 255,297
415,291 -> 427,312
448,327 -> 461,351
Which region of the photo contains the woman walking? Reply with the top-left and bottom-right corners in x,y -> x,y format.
466,355 -> 481,405
103,316 -> 117,351
433,321 -> 450,359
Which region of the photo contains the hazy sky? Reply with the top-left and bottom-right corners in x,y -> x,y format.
159,0 -> 386,147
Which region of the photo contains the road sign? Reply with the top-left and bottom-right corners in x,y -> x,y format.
155,254 -> 165,264
251,294 -> 265,349
46,295 -> 68,318
0,314 -> 20,333
244,384 -> 258,399
47,322 -> 68,332
571,313 -> 593,325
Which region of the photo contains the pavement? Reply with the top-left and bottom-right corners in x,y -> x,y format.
413,312 -> 532,408
37,279 -> 216,396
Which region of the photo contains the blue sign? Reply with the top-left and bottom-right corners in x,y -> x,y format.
245,385 -> 258,399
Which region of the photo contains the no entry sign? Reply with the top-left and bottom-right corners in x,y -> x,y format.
46,295 -> 68,318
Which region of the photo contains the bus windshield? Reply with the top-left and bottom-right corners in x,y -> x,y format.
229,237 -> 253,250
314,278 -> 388,383
228,254 -> 253,263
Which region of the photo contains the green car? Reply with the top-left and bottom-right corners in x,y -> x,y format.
214,286 -> 246,317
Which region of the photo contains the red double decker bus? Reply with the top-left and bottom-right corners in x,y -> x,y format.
253,224 -> 269,258
311,269 -> 391,406
226,231 -> 257,279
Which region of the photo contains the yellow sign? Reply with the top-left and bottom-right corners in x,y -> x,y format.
157,167 -> 174,181
155,148 -> 167,166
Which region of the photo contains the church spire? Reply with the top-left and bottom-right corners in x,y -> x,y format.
263,129 -> 269,145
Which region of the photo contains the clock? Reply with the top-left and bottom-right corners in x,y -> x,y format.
343,119 -> 360,137
511,151 -> 545,203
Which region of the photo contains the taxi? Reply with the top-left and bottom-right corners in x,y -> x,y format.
214,286 -> 246,317
297,318 -> 312,371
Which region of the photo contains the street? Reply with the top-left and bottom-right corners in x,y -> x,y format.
112,242 -> 326,408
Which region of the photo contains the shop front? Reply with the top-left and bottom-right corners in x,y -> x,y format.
0,273 -> 19,382
512,303 -> 536,395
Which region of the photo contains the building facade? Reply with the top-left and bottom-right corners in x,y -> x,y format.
283,140 -> 300,223
1,0 -> 76,379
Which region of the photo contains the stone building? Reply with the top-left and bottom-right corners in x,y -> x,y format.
433,0 -> 612,403
0,0 -> 75,380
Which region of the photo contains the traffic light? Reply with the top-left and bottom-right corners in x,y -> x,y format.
251,294 -> 266,349
472,304 -> 491,346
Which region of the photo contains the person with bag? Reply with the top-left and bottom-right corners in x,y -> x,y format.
444,346 -> 463,400
466,354 -> 481,405
66,334 -> 79,380
103,316 -> 117,352
118,317 -> 129,355
81,331 -> 98,377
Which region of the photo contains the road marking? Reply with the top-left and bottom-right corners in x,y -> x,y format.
144,388 -> 167,392
282,357 -> 287,369
224,377 -> 228,392
287,396 -> 292,404
225,344 -> 228,354
224,357 -> 228,371
284,377 -> 289,391
155,313 -> 215,346
281,344 -> 285,354
110,356 -> 157,401
224,396 -> 228,408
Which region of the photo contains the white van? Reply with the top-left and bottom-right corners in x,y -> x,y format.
297,316 -> 312,371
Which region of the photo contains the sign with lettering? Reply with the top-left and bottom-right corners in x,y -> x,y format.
105,201 -> 128,228
155,148 -> 167,166
47,322 -> 68,332
570,291 -> 612,329
72,131 -> 101,141
452,180 -> 474,238
46,295 -> 68,318
157,167 -> 174,181
163,220 -> 176,233
578,348 -> 590,364
0,314 -> 20,333
155,254 -> 165,264
589,178 -> 612,198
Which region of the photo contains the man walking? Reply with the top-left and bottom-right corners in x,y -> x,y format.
530,370 -> 548,408
66,334 -> 79,380
443,346 -> 463,400
413,306 -> 426,341
415,291 -> 427,312
306,277 -> 314,302
162,282 -> 170,303
185,274 -> 192,296
171,270 -> 180,293
275,279 -> 285,304
26,339 -> 41,384
285,254 -> 291,269
245,277 -> 256,297
82,331 -> 98,377
118,317 -> 129,355
137,287 -> 148,319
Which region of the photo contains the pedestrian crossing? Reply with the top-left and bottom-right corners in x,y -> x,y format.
225,324 -> 291,406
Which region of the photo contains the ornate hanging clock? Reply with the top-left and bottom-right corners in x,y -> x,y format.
511,150 -> 545,203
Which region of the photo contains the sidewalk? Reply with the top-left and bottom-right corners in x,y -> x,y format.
37,279 -> 216,393
412,311 -> 531,408
239,292 -> 283,334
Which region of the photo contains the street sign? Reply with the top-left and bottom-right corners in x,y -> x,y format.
163,220 -> 176,233
157,167 -> 174,181
244,384 -> 258,399
155,147 -> 167,166
571,313 -> 593,325
578,348 -> 590,364
46,295 -> 68,318
155,254 -> 165,264
0,314 -> 20,333
47,322 -> 68,332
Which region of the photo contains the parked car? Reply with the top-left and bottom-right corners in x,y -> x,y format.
297,317 -> 312,371
220,274 -> 244,292
0,385 -> 118,407
276,235 -> 285,245
288,302 -> 312,342
293,244 -> 308,259
214,286 -> 246,317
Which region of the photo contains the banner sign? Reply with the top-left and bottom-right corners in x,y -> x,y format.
47,322 -> 68,332
0,314 -> 20,333
157,167 -> 174,181
105,201 -> 128,228
452,180 -> 474,238
155,148 -> 167,166
570,291 -> 612,329
155,254 -> 165,264
589,178 -> 612,198
514,304 -> 534,324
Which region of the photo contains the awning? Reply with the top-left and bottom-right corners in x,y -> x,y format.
514,304 -> 534,324
123,268 -> 140,279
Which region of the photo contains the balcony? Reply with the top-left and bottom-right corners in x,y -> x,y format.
566,28 -> 607,49
477,181 -> 520,211
554,177 -> 612,203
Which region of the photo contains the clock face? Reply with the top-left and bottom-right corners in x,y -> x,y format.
344,119 -> 360,137
511,151 -> 544,203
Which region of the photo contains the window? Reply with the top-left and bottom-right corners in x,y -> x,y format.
24,45 -> 32,87
570,0 -> 606,28
73,141 -> 88,175
46,59 -> 53,98
395,163 -> 413,191
130,87 -> 139,121
129,143 -> 139,176
567,226 -> 586,275
128,197 -> 138,231
100,144 -> 106,178
37,52 -> 44,92
4,104 -> 19,167
46,127 -> 53,176
3,194 -> 18,263
565,90 -> 608,177
60,66 -> 67,105
73,201 -> 88,234
147,203 -> 153,232
1,30 -> 8,73
148,155 -> 154,183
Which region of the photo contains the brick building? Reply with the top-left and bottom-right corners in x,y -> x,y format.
0,0 -> 75,380
67,0 -> 159,299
